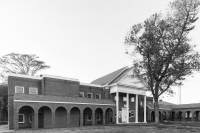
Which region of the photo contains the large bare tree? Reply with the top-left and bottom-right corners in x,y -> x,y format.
0,52 -> 50,81
125,0 -> 200,124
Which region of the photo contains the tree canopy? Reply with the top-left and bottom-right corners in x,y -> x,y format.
125,0 -> 200,123
0,52 -> 50,81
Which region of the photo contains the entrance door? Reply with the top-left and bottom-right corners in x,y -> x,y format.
122,108 -> 127,123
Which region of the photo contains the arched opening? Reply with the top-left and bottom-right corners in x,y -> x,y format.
70,107 -> 80,127
185,111 -> 192,121
106,108 -> 113,124
18,106 -> 34,129
167,111 -> 171,120
55,107 -> 67,128
163,111 -> 167,121
177,111 -> 183,121
172,111 -> 175,121
95,108 -> 103,125
83,107 -> 92,126
38,106 -> 52,129
194,111 -> 200,121
159,111 -> 161,121
151,111 -> 155,122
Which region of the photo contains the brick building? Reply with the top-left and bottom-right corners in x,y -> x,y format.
8,66 -> 200,130
8,66 -> 150,130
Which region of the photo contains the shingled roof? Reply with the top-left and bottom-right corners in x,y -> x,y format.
90,66 -> 128,85
14,94 -> 115,106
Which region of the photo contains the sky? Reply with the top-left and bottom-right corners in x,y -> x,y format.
0,0 -> 200,104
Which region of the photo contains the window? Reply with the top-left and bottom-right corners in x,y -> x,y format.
95,94 -> 101,99
79,92 -> 84,98
123,97 -> 127,101
29,114 -> 32,123
129,110 -> 134,118
87,93 -> 93,98
124,104 -> 127,107
97,114 -> 101,120
87,114 -> 92,121
29,87 -> 38,94
15,86 -> 24,94
19,114 -> 24,123
131,97 -> 134,102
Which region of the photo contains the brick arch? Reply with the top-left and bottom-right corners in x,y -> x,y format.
17,104 -> 35,112
70,106 -> 81,127
55,106 -> 68,112
83,107 -> 93,126
105,107 -> 114,124
69,106 -> 82,112
37,104 -> 53,112
94,107 -> 103,125
55,106 -> 68,128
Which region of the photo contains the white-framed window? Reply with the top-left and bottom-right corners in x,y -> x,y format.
123,97 -> 127,101
29,114 -> 32,123
97,114 -> 101,121
87,93 -> 93,98
129,110 -> 134,118
87,114 -> 92,121
19,114 -> 25,123
29,87 -> 38,94
131,97 -> 134,102
15,86 -> 24,94
95,94 -> 101,99
79,92 -> 84,98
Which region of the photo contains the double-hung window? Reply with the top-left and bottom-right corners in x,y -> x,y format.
15,86 -> 24,94
18,114 -> 24,123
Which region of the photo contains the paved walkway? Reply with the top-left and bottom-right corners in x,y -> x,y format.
0,125 -> 14,133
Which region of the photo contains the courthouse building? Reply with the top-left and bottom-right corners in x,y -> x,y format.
8,66 -> 200,130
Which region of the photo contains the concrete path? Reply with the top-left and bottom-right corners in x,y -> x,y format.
0,125 -> 14,133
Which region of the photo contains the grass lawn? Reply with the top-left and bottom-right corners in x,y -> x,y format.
11,123 -> 200,133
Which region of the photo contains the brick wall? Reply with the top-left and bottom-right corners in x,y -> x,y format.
43,77 -> 79,97
79,85 -> 104,99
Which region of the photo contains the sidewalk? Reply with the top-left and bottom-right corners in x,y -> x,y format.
0,125 -> 14,133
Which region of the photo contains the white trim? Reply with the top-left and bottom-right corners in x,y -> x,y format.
87,93 -> 93,98
80,82 -> 102,88
95,94 -> 101,99
117,83 -> 148,91
14,100 -> 115,106
29,114 -> 32,123
29,87 -> 38,94
15,86 -> 24,94
107,67 -> 128,85
9,73 -> 42,80
18,114 -> 25,123
43,74 -> 79,82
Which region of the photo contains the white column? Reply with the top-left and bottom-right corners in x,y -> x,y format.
144,95 -> 147,123
135,94 -> 138,123
126,93 -> 129,123
116,92 -> 119,124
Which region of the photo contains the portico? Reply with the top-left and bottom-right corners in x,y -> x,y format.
109,83 -> 147,124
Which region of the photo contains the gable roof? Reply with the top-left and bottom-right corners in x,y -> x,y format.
109,67 -> 133,84
90,66 -> 128,85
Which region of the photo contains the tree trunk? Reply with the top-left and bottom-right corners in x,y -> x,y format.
154,98 -> 159,124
